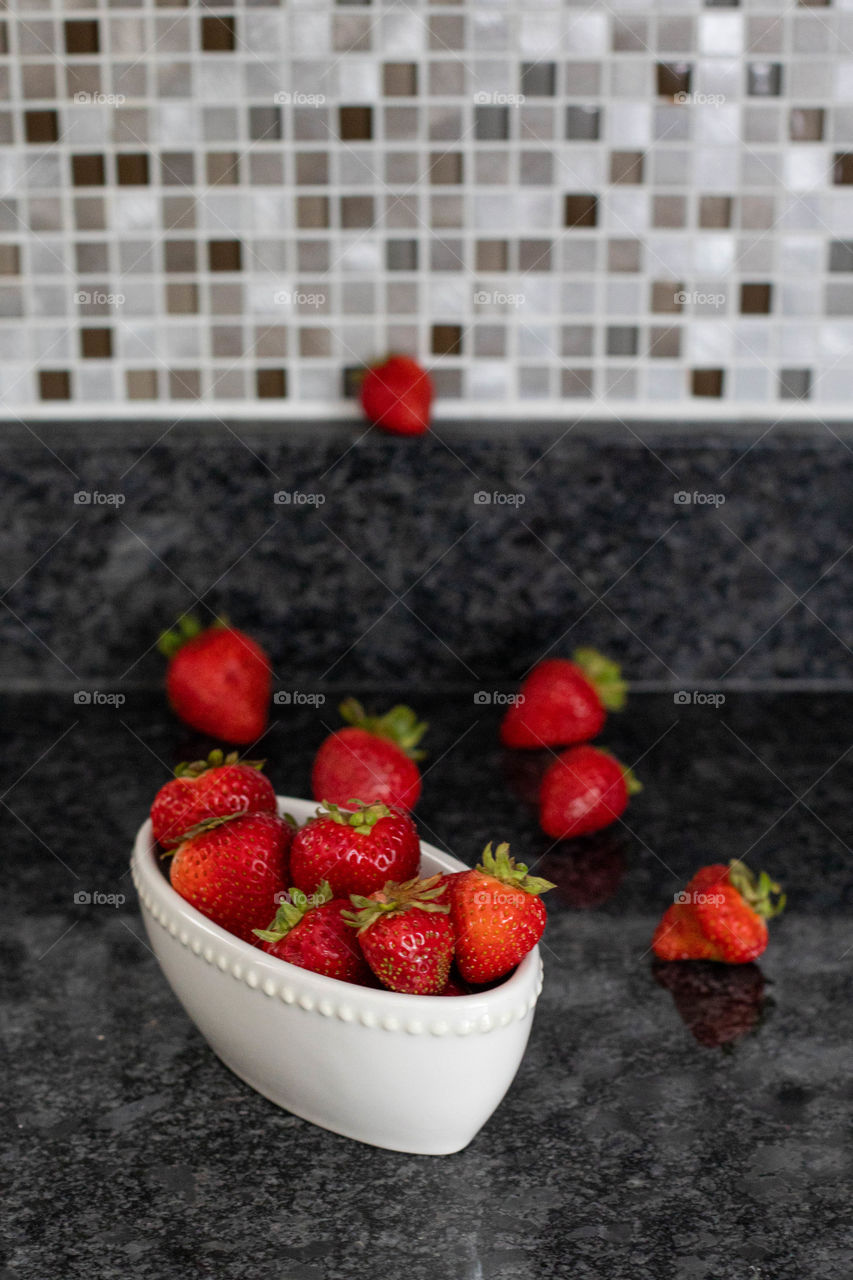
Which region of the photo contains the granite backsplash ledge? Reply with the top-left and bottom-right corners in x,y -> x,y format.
2,423 -> 852,687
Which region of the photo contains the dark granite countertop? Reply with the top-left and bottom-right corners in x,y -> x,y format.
4,688 -> 853,1280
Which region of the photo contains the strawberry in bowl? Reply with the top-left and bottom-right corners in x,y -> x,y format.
289,799 -> 420,898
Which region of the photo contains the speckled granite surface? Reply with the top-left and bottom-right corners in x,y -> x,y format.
4,689 -> 853,1280
2,423 -> 853,686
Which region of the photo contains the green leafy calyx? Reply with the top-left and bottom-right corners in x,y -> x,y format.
342,873 -> 450,933
475,842 -> 555,897
573,647 -> 628,712
728,860 -> 786,920
174,748 -> 266,779
253,882 -> 333,943
317,798 -> 394,836
338,698 -> 428,760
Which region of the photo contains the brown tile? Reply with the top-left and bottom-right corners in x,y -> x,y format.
164,240 -> 196,272
564,194 -> 598,228
160,152 -> 195,186
249,154 -> 283,185
338,106 -> 373,141
691,369 -> 724,397
790,107 -> 824,142
519,239 -> 551,272
162,196 -> 195,230
608,239 -> 642,272
256,368 -> 287,398
80,327 -> 112,358
476,239 -> 508,272
75,242 -> 108,274
652,195 -> 686,228
651,281 -> 684,313
39,370 -> 71,401
299,328 -> 331,358
740,282 -> 772,314
117,153 -> 149,185
431,323 -> 462,356
297,195 -> 329,229
206,152 -> 239,185
698,195 -> 732,228
430,238 -> 463,271
649,327 -> 681,358
429,61 -> 464,95
212,325 -> 243,358
248,106 -> 281,141
384,106 -> 419,140
126,370 -> 158,400
430,151 -> 463,184
201,16 -> 235,52
169,370 -> 201,399
24,110 -> 58,144
0,244 -> 20,275
561,369 -> 594,398
72,154 -> 106,187
23,65 -> 57,100
208,240 -> 242,272
429,14 -> 464,49
65,19 -> 100,54
384,62 -> 417,96
657,62 -> 691,99
166,283 -> 198,314
253,327 -> 287,358
341,195 -> 375,228
610,151 -> 645,184
740,196 -> 775,230
210,284 -> 242,315
296,153 -> 328,185
387,240 -> 418,271
833,153 -> 853,185
333,14 -> 372,53
474,325 -> 506,358
67,66 -> 102,100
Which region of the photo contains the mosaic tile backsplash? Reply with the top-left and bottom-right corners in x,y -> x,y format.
2,0 -> 853,417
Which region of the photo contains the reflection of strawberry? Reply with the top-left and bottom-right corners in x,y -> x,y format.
652,861 -> 785,964
501,650 -> 627,749
537,835 -> 626,909
254,882 -> 372,985
360,355 -> 433,436
158,616 -> 271,745
289,800 -> 420,899
151,749 -> 277,848
344,875 -> 453,994
311,699 -> 426,812
169,812 -> 292,943
653,960 -> 768,1049
539,745 -> 641,839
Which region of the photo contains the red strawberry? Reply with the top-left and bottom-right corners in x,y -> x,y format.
290,800 -> 420,899
500,650 -> 627,749
311,699 -> 426,812
359,355 -> 433,436
344,875 -> 454,994
254,882 -> 372,985
158,615 -> 271,745
652,861 -> 785,964
539,745 -> 641,839
441,972 -> 472,997
150,748 -> 277,848
169,811 -> 292,943
450,842 -> 554,984
653,960 -> 768,1048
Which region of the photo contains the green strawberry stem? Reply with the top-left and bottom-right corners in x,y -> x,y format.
174,748 -> 266,778
728,860 -> 786,919
254,882 -> 333,942
318,798 -> 394,836
172,809 -> 250,842
342,874 -> 450,932
573,647 -> 628,712
476,842 -> 555,896
338,698 -> 428,760
156,614 -> 228,660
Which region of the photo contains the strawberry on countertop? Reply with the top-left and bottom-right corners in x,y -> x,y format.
255,881 -> 373,986
344,874 -> 454,994
169,811 -> 292,944
311,699 -> 427,813
359,355 -> 433,436
150,748 -> 277,848
652,861 -> 785,965
450,843 -> 554,985
500,650 -> 627,750
158,615 -> 272,746
539,744 -> 641,840
290,799 -> 421,899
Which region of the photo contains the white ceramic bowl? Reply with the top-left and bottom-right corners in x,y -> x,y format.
131,796 -> 544,1155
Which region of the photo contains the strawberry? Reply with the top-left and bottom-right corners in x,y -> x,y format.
169,811 -> 292,943
653,960 -> 768,1048
359,355 -> 433,436
150,748 -> 277,848
254,882 -> 372,985
289,799 -> 420,899
311,699 -> 426,812
441,972 -> 472,997
539,745 -> 641,839
450,843 -> 554,984
500,650 -> 627,749
158,615 -> 271,745
343,875 -> 453,994
652,861 -> 785,964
